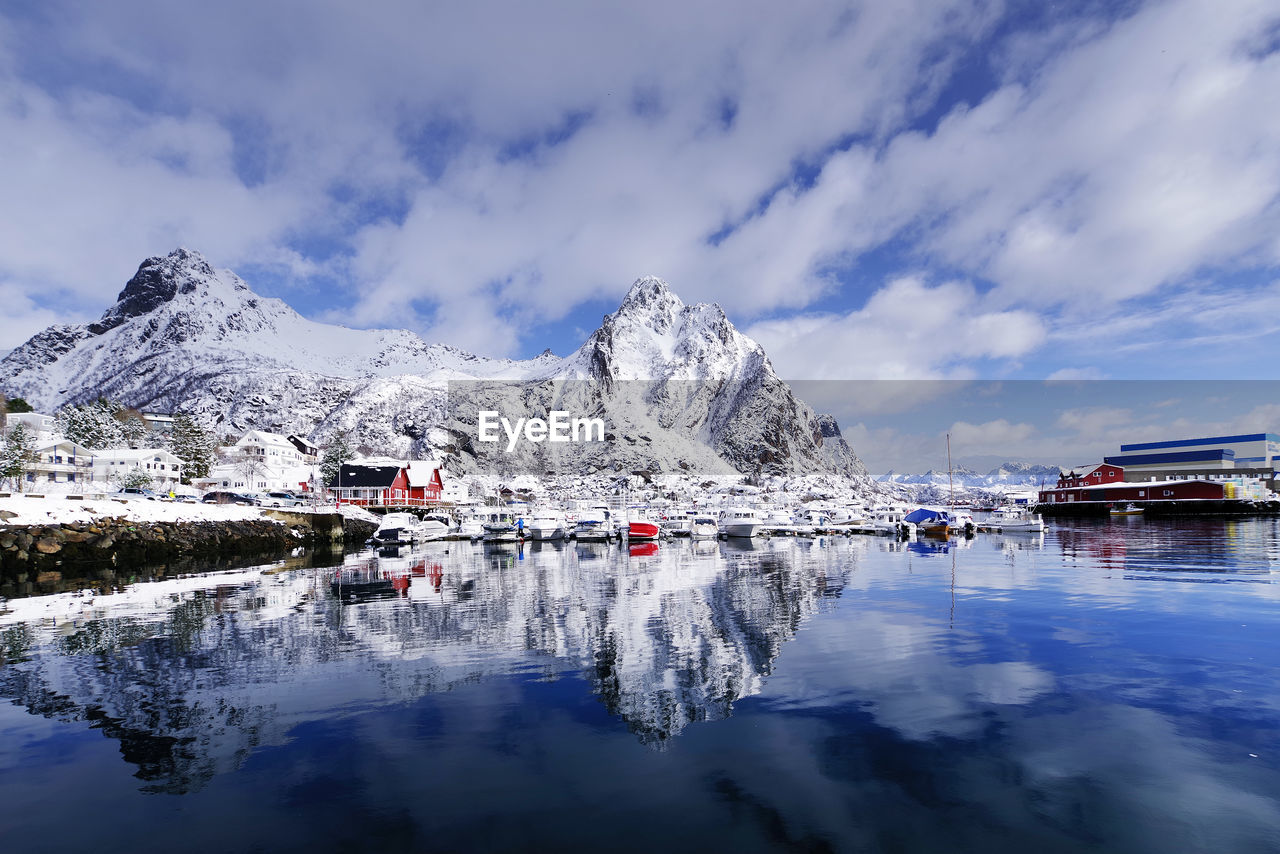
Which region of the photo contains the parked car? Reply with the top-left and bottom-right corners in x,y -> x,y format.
262,491 -> 306,508
116,487 -> 159,500
201,491 -> 259,506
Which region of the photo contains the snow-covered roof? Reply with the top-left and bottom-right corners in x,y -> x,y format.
236,429 -> 295,449
35,439 -> 94,455
406,460 -> 441,487
92,447 -> 183,463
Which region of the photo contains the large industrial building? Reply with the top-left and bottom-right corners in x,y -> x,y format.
1104,433 -> 1280,486
1037,432 -> 1280,512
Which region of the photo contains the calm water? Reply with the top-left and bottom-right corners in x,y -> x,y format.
2,520 -> 1279,853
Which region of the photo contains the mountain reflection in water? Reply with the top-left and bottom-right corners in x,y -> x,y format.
0,538 -> 845,793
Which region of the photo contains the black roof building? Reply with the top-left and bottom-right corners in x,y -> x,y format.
327,464 -> 403,489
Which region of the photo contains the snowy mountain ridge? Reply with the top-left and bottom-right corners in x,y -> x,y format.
877,463 -> 1062,487
0,249 -> 869,479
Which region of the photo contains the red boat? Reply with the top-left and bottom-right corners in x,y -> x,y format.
628,520 -> 660,540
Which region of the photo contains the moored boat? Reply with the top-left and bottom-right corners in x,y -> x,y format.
904,507 -> 951,539
689,516 -> 718,539
869,507 -> 916,538
369,512 -> 423,546
718,505 -> 763,538
573,505 -> 615,541
979,505 -> 1045,533
528,509 -> 567,540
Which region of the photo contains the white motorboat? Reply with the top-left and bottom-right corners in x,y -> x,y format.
718,505 -> 763,538
828,505 -> 868,531
981,506 -> 1045,533
762,507 -> 797,536
573,505 -> 615,541
370,512 -> 423,545
528,509 -> 567,540
794,507 -> 832,535
869,507 -> 916,539
947,511 -> 976,535
689,516 -> 719,539
418,514 -> 453,541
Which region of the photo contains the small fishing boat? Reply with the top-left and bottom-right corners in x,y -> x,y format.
1109,503 -> 1144,517
762,507 -> 798,536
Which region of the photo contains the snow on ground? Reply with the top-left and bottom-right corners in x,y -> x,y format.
1,494 -> 284,526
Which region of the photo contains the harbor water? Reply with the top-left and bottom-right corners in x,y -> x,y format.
2,519 -> 1279,852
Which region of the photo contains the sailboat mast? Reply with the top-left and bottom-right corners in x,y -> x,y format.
947,432 -> 954,510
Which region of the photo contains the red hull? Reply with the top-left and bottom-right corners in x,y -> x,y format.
628,521 -> 660,540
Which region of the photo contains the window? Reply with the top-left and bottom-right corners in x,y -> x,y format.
1163,490 -> 1174,496
68,473 -> 75,482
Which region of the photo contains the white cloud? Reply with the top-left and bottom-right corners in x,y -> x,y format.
746,276 -> 1045,379
946,418 -> 1035,453
0,0 -> 1277,381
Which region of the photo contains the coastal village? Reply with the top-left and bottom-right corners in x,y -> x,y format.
4,392 -> 1280,586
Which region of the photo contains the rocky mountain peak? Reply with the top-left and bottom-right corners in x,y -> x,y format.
87,247 -> 242,336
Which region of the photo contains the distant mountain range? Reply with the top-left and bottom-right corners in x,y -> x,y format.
0,249 -> 870,480
877,462 -> 1062,488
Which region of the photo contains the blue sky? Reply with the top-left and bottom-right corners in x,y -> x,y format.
1,1 -> 1278,468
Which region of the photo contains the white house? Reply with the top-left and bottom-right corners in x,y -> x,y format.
92,448 -> 185,490
5,411 -> 57,435
224,430 -> 309,468
195,462 -> 321,494
28,439 -> 95,486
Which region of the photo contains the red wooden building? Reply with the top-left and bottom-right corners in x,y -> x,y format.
1039,463 -> 1224,505
406,461 -> 444,504
328,464 -> 410,506
328,461 -> 444,507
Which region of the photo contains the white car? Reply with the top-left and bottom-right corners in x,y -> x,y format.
262,491 -> 306,507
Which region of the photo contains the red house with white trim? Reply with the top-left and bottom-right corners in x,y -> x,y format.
406,461 -> 444,504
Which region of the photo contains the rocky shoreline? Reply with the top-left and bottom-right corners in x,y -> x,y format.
0,512 -> 378,598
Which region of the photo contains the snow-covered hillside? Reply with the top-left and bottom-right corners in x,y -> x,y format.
0,249 -> 869,480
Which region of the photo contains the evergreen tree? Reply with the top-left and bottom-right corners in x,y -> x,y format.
321,430 -> 353,486
168,413 -> 216,484
1,422 -> 37,491
118,467 -> 154,490
55,401 -> 126,449
4,397 -> 33,413
113,406 -> 150,448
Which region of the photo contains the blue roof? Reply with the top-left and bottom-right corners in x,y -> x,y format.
1104,449 -> 1234,466
1119,433 -> 1279,452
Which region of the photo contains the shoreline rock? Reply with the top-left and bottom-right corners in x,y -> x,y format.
0,513 -> 378,596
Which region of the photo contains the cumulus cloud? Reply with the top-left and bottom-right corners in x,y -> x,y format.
746,276 -> 1045,379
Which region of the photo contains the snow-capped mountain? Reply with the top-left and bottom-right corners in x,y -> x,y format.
0,249 -> 868,478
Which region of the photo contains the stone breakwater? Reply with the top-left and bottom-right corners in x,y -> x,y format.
0,513 -> 378,588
